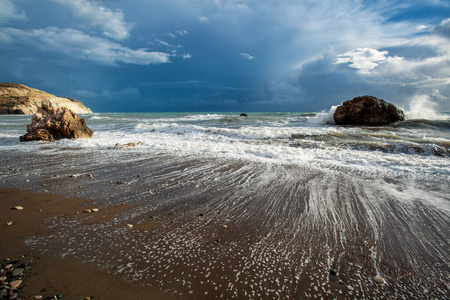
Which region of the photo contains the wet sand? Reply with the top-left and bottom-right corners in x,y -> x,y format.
0,189 -> 167,299
1,150 -> 449,299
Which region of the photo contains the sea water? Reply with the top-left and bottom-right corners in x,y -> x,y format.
0,105 -> 449,298
1,109 -> 449,177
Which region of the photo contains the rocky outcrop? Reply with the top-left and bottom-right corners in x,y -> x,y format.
334,95 -> 405,126
20,101 -> 94,142
0,82 -> 92,114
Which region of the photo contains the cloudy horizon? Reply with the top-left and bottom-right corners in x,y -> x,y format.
0,0 -> 449,112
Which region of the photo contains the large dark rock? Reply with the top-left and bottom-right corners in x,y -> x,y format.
20,101 -> 93,142
334,95 -> 405,126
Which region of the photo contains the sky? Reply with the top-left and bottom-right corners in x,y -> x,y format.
0,0 -> 449,112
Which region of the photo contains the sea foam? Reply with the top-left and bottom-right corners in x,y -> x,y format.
405,94 -> 449,120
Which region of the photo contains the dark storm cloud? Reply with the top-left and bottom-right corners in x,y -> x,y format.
0,0 -> 448,112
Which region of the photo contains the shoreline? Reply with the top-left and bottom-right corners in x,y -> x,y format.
1,147 -> 449,299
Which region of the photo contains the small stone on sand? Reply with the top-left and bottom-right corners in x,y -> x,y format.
373,275 -> 386,284
223,225 -> 228,228
9,279 -> 22,289
13,206 -> 24,210
12,268 -> 24,277
6,221 -> 13,226
346,285 -> 354,291
91,208 -> 99,212
126,224 -> 133,229
329,269 -> 338,276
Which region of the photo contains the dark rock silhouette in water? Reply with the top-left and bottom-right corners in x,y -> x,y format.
334,95 -> 404,126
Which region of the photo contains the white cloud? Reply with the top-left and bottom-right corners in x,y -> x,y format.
416,25 -> 428,30
335,48 -> 390,73
156,39 -> 182,48
240,53 -> 255,60
333,25 -> 450,95
175,29 -> 189,36
51,0 -> 133,40
0,0 -> 27,24
199,16 -> 209,23
0,27 -> 170,66
167,29 -> 190,39
213,0 -> 250,10
182,53 -> 193,59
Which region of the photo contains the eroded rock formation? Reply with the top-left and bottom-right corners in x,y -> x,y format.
0,82 -> 92,114
20,101 -> 94,142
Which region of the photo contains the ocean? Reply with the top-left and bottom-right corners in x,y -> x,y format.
0,108 -> 449,298
1,109 -> 449,177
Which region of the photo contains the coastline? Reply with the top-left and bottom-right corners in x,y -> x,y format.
1,145 -> 448,299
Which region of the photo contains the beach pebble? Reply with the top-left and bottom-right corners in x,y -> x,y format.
295,276 -> 300,280
12,268 -> 24,277
9,279 -> 22,289
373,275 -> 386,284
329,269 -> 338,276
83,209 -> 92,213
126,224 -> 133,229
5,264 -> 13,269
91,208 -> 99,212
222,225 -> 228,228
346,285 -> 354,291
0,276 -> 6,283
88,174 -> 94,178
10,292 -> 18,299
34,296 -> 43,299
13,206 -> 24,210
6,221 -> 13,226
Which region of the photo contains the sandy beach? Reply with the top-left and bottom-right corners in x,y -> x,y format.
1,145 -> 449,299
0,189 -> 168,300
